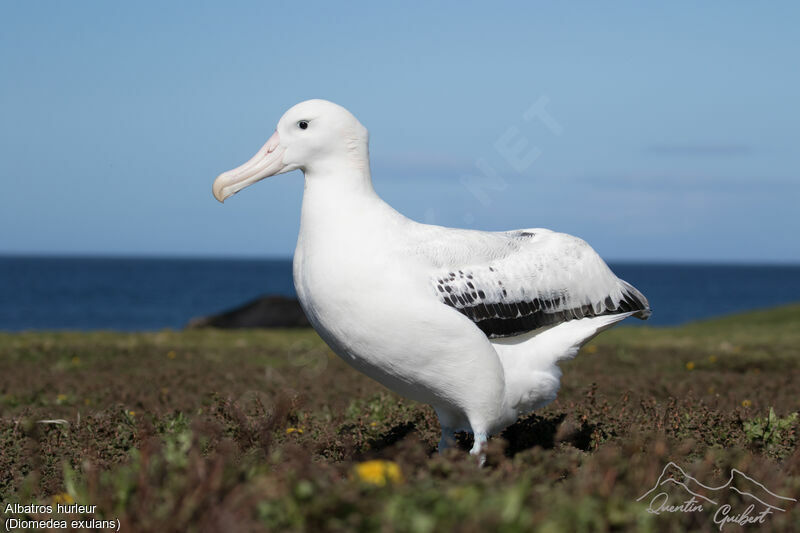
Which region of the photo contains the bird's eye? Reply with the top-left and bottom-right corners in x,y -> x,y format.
298,120 -> 309,130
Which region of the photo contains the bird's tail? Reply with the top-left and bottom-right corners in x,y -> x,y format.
491,312 -> 636,416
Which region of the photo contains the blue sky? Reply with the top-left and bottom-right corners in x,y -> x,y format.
1,2 -> 798,262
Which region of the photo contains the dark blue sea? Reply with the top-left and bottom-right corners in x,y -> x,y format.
1,256 -> 799,331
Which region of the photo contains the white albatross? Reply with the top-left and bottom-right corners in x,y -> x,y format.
212,99 -> 650,460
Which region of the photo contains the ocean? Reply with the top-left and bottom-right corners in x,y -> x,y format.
1,256 -> 799,332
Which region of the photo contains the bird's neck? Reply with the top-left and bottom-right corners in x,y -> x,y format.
297,164 -> 402,243
299,165 -> 377,233
303,163 -> 376,198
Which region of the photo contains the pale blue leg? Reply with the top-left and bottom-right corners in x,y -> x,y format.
438,426 -> 456,454
434,406 -> 462,455
470,432 -> 488,466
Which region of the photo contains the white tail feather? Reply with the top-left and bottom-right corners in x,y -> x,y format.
492,312 -> 635,419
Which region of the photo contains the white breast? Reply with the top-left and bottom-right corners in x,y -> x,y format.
291,185 -> 504,409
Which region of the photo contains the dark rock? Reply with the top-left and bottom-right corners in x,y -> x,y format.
186,295 -> 310,329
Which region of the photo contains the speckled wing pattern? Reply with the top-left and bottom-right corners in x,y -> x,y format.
425,228 -> 650,339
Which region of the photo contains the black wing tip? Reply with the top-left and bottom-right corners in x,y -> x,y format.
620,281 -> 651,321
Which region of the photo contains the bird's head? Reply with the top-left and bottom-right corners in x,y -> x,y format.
213,99 -> 369,202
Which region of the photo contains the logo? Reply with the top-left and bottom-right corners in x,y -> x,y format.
637,462 -> 796,530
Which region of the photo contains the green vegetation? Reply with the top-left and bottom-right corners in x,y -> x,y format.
744,407 -> 799,450
1,305 -> 799,531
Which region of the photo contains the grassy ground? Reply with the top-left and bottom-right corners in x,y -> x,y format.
1,305 -> 799,532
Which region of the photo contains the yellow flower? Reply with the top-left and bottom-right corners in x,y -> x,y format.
685,361 -> 695,370
585,345 -> 598,354
56,394 -> 68,404
370,421 -> 378,427
708,355 -> 718,363
354,460 -> 403,486
71,356 -> 81,365
286,427 -> 304,434
52,493 -> 74,505
167,350 -> 177,359
128,410 -> 136,416
741,399 -> 752,408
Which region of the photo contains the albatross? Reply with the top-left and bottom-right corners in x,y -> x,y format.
212,99 -> 650,460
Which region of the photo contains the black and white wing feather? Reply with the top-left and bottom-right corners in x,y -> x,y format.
418,228 -> 650,339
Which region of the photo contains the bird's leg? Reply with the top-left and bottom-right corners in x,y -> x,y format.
438,426 -> 456,454
470,432 -> 488,467
434,406 -> 461,454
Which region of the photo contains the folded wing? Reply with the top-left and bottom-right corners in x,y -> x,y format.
422,228 -> 650,339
